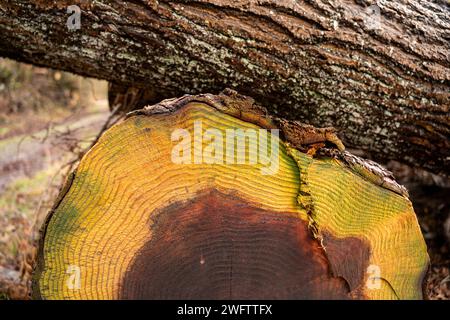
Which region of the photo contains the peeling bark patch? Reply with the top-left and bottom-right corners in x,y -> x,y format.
120,190 -> 367,299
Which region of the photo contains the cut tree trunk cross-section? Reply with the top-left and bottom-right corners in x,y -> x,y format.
33,90 -> 429,300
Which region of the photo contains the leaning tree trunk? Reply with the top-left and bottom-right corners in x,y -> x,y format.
33,90 -> 429,300
0,0 -> 449,175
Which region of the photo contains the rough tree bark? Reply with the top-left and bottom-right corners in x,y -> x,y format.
0,0 -> 449,175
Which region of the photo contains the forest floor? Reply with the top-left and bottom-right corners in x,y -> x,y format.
0,98 -> 109,299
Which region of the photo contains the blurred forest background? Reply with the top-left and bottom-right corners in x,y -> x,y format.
0,58 -> 448,299
0,58 -> 109,299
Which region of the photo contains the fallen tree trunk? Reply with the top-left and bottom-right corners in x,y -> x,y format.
0,0 -> 449,175
33,90 -> 429,299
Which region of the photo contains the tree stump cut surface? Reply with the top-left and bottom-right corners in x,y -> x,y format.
33,92 -> 429,300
